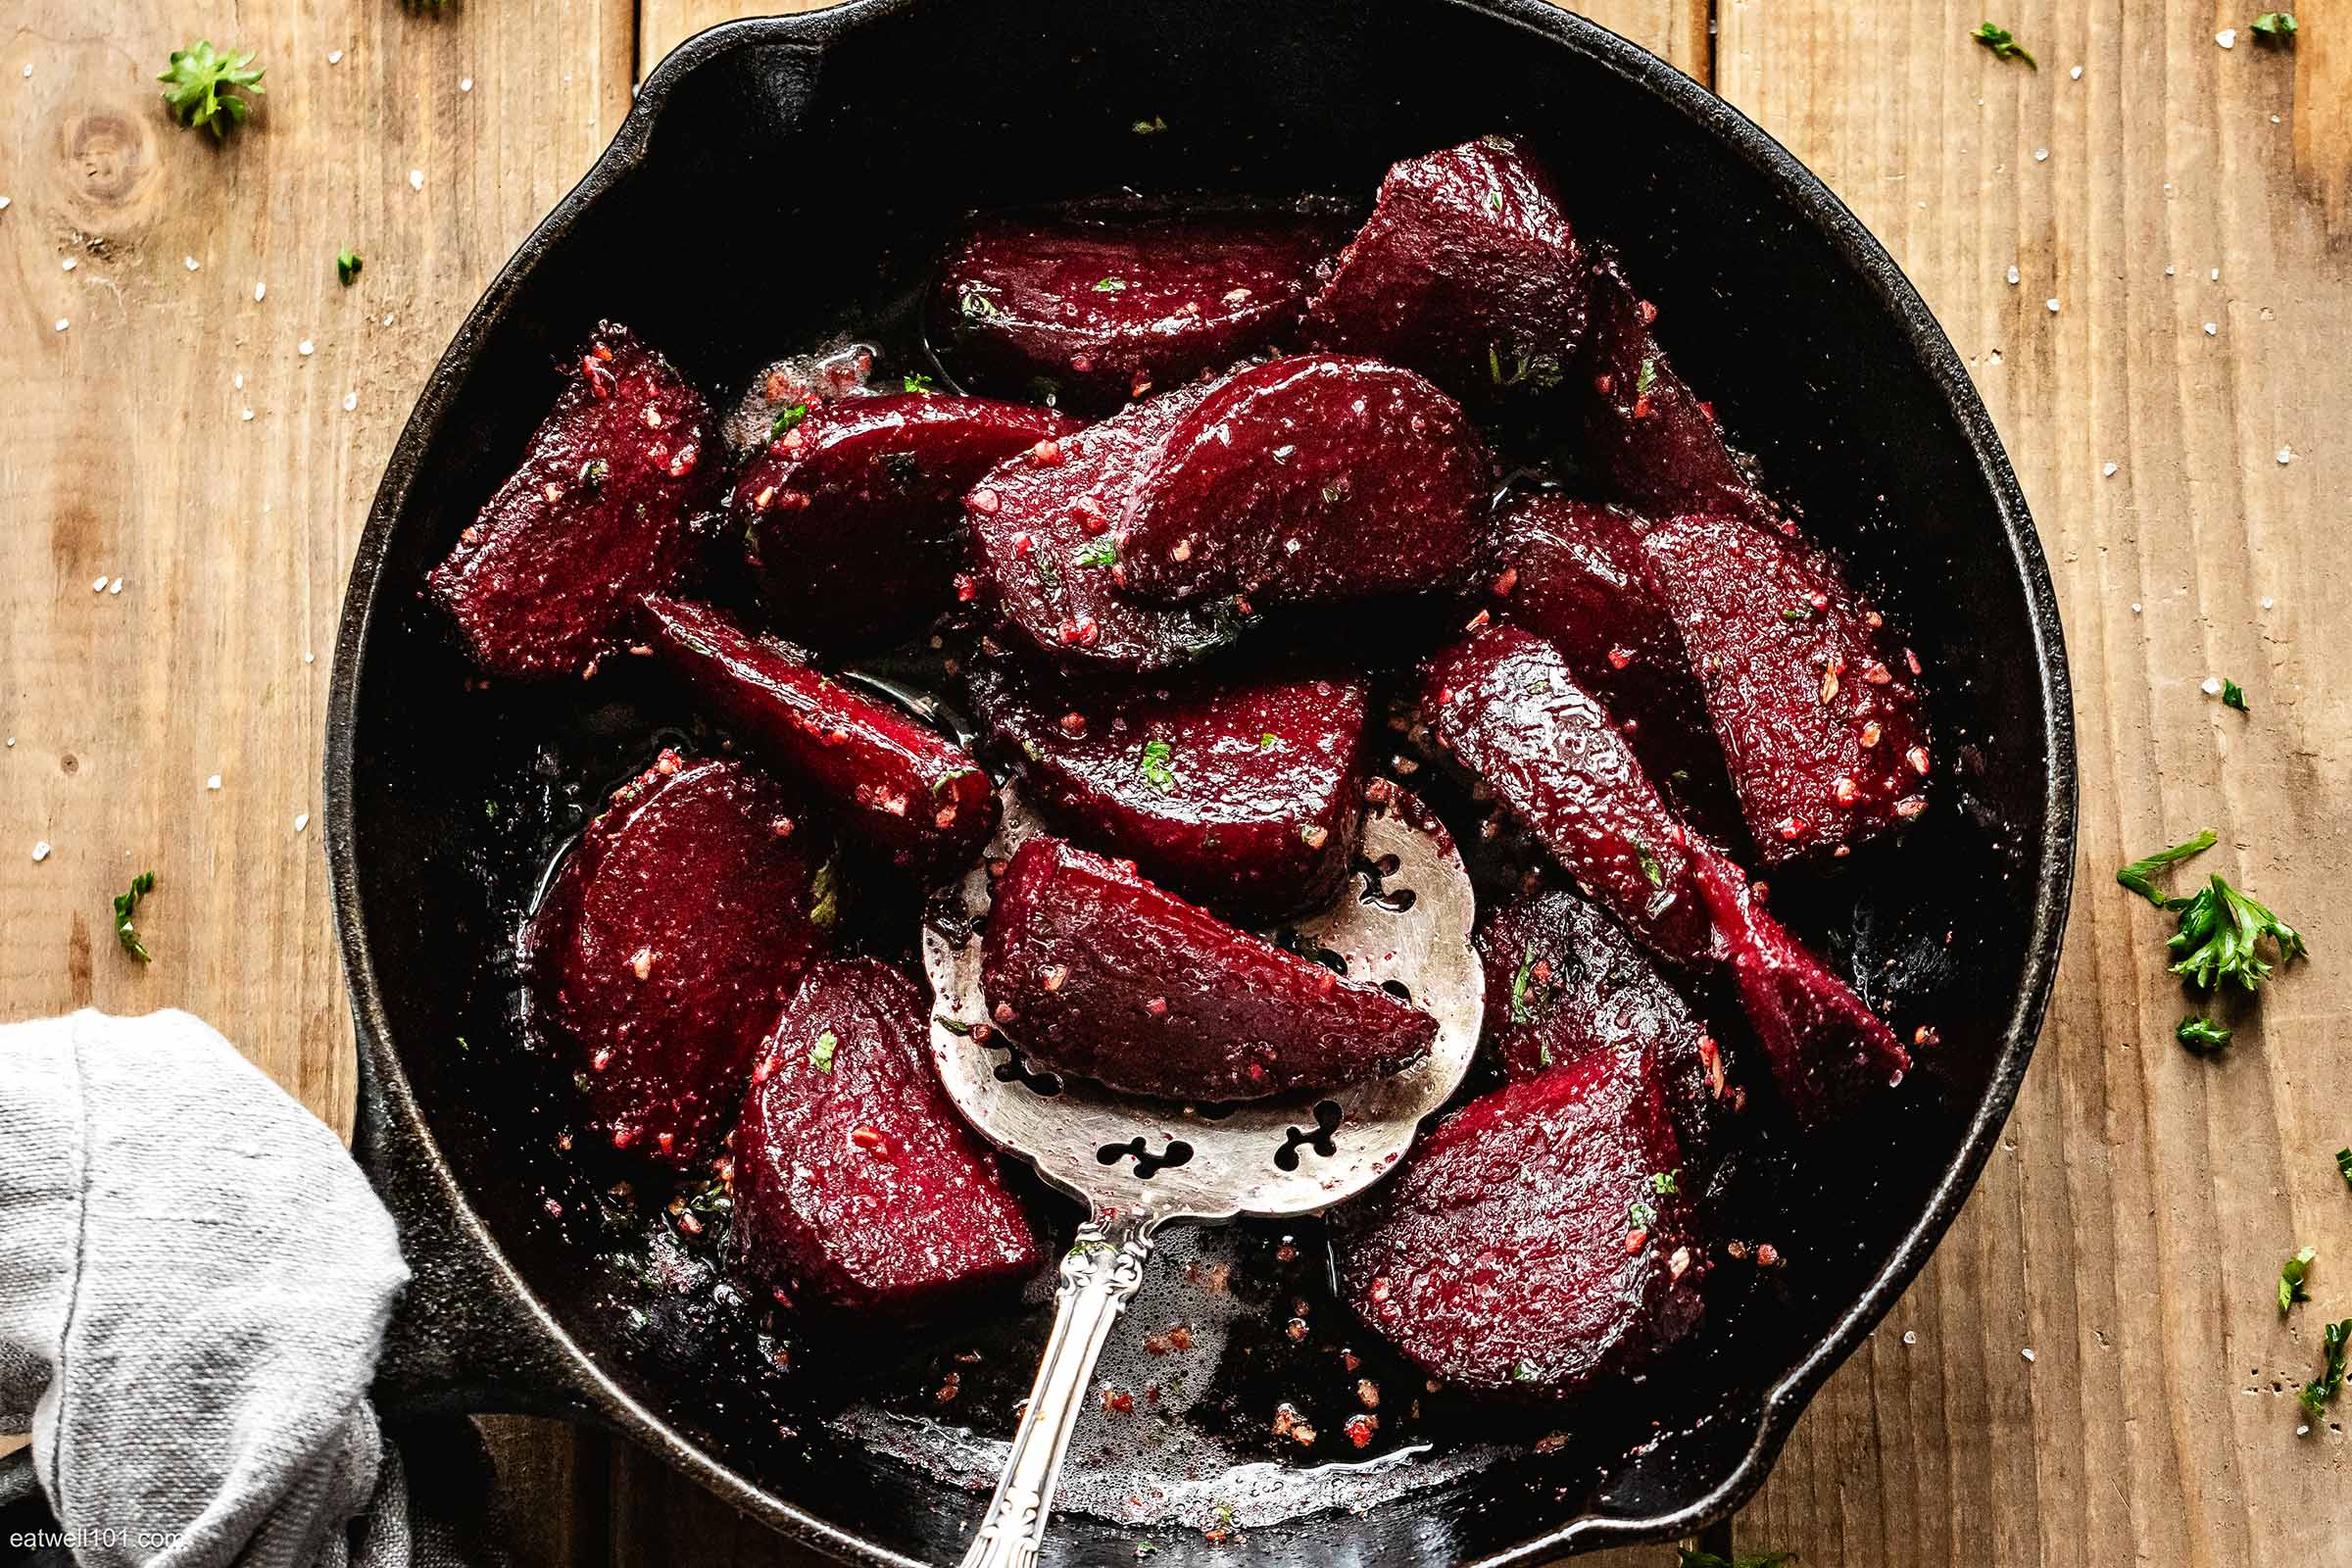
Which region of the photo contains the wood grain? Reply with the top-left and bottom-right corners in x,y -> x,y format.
1712,1 -> 2352,1563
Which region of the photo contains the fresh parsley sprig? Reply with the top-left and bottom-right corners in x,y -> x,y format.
159,42 -> 265,139
113,870 -> 157,963
2298,1318 -> 2349,1424
2117,830 -> 2217,906
2177,1016 -> 2231,1052
2280,1246 -> 2317,1313
2167,874 -> 2306,991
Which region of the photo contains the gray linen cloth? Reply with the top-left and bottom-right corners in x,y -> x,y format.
0,1009 -> 507,1568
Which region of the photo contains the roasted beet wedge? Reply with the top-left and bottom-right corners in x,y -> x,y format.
1481,492 -> 1735,837
1688,850 -> 1909,1125
1334,1044 -> 1703,1399
734,391 -> 1078,651
1477,886 -> 1734,1165
1577,251 -> 1776,531
1117,355 -> 1490,609
1305,134 -> 1588,406
640,596 -> 996,880
967,380 -> 1250,671
971,663 -> 1367,921
980,836 -> 1435,1101
937,197 -> 1350,416
1638,511 -> 1931,864
523,755 -> 830,1165
1420,623 -> 1715,966
733,958 -> 1041,1316
428,321 -> 714,680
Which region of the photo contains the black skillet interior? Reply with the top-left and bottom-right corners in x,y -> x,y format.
328,1 -> 2075,1563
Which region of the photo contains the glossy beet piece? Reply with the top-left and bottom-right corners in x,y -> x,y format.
1481,492 -> 1735,836
970,664 -> 1367,922
523,756 -> 829,1165
1421,623 -> 1715,967
427,321 -> 714,681
1306,134 -> 1589,405
1117,355 -> 1490,609
1577,251 -> 1776,532
967,379 -> 1248,671
735,392 -> 1078,651
1639,511 -> 1932,864
1477,886 -> 1734,1166
1334,1043 -> 1703,1399
938,197 -> 1350,416
1688,850 -> 1909,1126
980,836 -> 1436,1101
640,596 -> 996,880
733,958 -> 1041,1316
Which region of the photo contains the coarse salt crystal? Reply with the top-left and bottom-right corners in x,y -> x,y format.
108,577 -> 122,595
255,281 -> 267,302
91,575 -> 107,593
241,408 -> 255,421
293,812 -> 310,832
2131,603 -> 2143,613
0,196 -> 11,211
2203,321 -> 2218,336
304,652 -> 316,664
328,49 -> 343,64
61,258 -> 75,271
409,169 -> 424,190
2006,265 -> 2020,285
2103,462 -> 2118,477
299,339 -> 315,356
343,391 -> 359,412
2210,269 -> 2221,281
31,841 -> 50,862
460,76 -> 473,92
2216,28 -> 2235,47
2201,677 -> 2222,696
2070,65 -> 2082,79
2045,299 -> 2061,314
184,256 -> 200,270
2022,1348 -> 2036,1362
2034,147 -> 2049,163
207,774 -> 222,791
2276,446 -> 2293,465
1902,1331 -> 1918,1345
54,318 -> 68,331
234,373 -> 244,389
2165,265 -> 2177,276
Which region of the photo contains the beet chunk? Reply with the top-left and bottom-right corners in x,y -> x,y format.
735,391 -> 1078,652
938,197 -> 1350,416
1477,886 -> 1734,1167
1420,624 -> 1715,966
1305,134 -> 1588,406
970,663 -> 1367,922
733,957 -> 1041,1316
967,379 -> 1249,671
1117,355 -> 1490,610
1334,1044 -> 1703,1399
1638,511 -> 1931,864
980,836 -> 1435,1101
1576,251 -> 1776,531
1688,850 -> 1909,1125
427,321 -> 715,680
1480,492 -> 1736,837
523,755 -> 830,1165
640,596 -> 996,880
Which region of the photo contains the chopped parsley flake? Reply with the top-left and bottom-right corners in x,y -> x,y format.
1487,345 -> 1564,389
2251,12 -> 2298,43
2220,678 -> 2249,712
336,248 -> 362,285
1637,846 -> 1665,887
1627,1200 -> 1657,1228
2280,1245 -> 2317,1313
113,870 -> 157,963
1131,115 -> 1168,135
2176,1015 -> 2232,1053
959,287 -> 1003,319
902,372 -> 937,394
809,1030 -> 838,1071
1139,738 -> 1177,792
1093,276 -> 1130,293
2298,1318 -> 2349,1423
1509,940 -> 1538,1024
936,1015 -> 975,1036
2115,829 -> 2218,906
1970,22 -> 2036,67
1651,1169 -> 1680,1196
769,403 -> 808,440
1259,732 -> 1279,749
1637,356 -> 1658,396
1510,1358 -> 1538,1383
1075,539 -> 1118,569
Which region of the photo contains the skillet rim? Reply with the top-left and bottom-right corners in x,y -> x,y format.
323,0 -> 2080,1559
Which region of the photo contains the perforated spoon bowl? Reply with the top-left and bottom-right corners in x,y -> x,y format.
921,781 -> 1484,1568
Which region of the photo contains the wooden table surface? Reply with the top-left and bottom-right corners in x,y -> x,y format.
3,1 -> 2347,1562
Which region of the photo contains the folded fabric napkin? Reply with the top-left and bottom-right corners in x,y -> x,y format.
0,1009 -> 508,1568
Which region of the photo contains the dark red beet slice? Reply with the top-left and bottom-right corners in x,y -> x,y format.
1476,886 -> 1734,1165
640,596 -> 996,880
1117,355 -> 1491,609
734,391 -> 1079,652
980,835 -> 1435,1101
1576,251 -> 1777,531
966,379 -> 1250,671
1637,511 -> 1931,864
1420,623 -> 1714,967
733,957 -> 1041,1316
969,662 -> 1368,922
1305,134 -> 1588,406
1480,492 -> 1736,837
1334,1044 -> 1703,1398
523,754 -> 830,1165
428,320 -> 715,681
938,196 -> 1351,416
1687,849 -> 1909,1126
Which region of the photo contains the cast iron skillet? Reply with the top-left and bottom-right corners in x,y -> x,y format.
325,1 -> 2078,1561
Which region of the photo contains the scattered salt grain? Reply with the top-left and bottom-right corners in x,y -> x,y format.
31,842 -> 50,862
206,774 -> 222,792
2006,265 -> 2020,285
54,318 -> 68,331
2165,265 -> 2177,276
2203,321 -> 2219,336
61,257 -> 75,271
343,391 -> 359,412
381,313 -> 394,326
460,76 -> 473,92
255,281 -> 267,302
2277,445 -> 2293,465
293,812 -> 310,833
2216,28 -> 2236,48
184,255 -> 200,271
2131,603 -> 2142,613
299,338 -> 315,357
304,652 -> 316,664
2201,677 -> 2222,696
240,408 -> 255,422
1902,1331 -> 1918,1346
0,196 -> 11,210
409,169 -> 424,191
91,575 -> 107,593
2022,1348 -> 2036,1363
2034,147 -> 2049,163
2045,298 -> 2061,314
328,49 -> 344,64
234,373 -> 244,389
2103,463 -> 2118,477
21,64 -> 30,78
2210,269 -> 2221,281
2070,65 -> 2083,79
108,578 -> 122,596
2262,597 -> 2275,611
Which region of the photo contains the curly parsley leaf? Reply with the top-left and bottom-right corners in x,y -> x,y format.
1075,539 -> 1118,569
809,1029 -> 838,1072
2176,1015 -> 2232,1053
1509,941 -> 1538,1024
1139,738 -> 1177,792
2297,1318 -> 2349,1424
113,870 -> 157,963
2220,678 -> 2249,712
2280,1246 -> 2317,1313
1970,22 -> 2036,67
769,402 -> 808,441
159,41 -> 266,138
2167,874 -> 2306,992
901,372 -> 937,394
2251,12 -> 2298,43
2115,829 -> 2218,906
2338,1148 -> 2352,1193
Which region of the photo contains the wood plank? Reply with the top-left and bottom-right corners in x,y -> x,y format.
1711,3 -> 2352,1564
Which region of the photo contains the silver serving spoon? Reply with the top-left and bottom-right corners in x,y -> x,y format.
921,781 -> 1484,1568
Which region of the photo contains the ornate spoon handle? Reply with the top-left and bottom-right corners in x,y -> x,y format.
958,1210 -> 1156,1568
